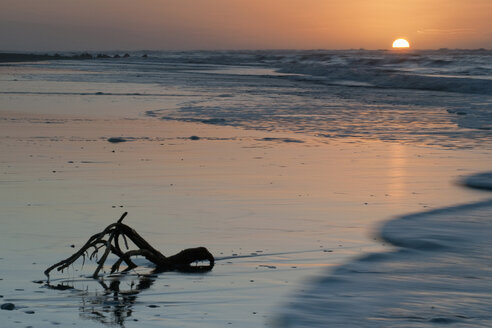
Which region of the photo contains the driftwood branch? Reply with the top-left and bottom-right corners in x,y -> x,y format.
45,212 -> 214,280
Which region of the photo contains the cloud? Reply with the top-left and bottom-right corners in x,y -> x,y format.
417,28 -> 475,35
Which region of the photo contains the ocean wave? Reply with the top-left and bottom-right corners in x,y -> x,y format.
281,63 -> 492,94
139,49 -> 492,95
275,173 -> 492,327
461,172 -> 492,191
17,49 -> 492,95
276,54 -> 492,95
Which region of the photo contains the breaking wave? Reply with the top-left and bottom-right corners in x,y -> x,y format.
141,49 -> 492,95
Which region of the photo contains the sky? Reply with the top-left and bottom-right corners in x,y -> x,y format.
0,0 -> 491,51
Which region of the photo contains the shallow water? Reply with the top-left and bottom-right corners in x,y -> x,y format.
0,52 -> 491,327
276,175 -> 492,327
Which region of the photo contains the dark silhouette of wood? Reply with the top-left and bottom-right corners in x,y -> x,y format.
45,212 -> 214,280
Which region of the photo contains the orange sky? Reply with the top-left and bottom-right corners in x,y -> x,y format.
0,0 -> 490,50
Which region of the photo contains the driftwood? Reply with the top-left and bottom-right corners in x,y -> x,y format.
44,212 -> 214,280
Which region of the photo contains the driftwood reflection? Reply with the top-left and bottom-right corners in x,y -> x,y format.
47,274 -> 155,327
81,276 -> 154,327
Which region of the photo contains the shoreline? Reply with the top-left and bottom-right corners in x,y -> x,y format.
277,196 -> 492,327
1,110 -> 491,327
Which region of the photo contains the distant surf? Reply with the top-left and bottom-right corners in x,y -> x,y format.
138,50 -> 491,149
2,49 -> 491,148
117,49 -> 492,95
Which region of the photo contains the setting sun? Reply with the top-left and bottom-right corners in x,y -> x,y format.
392,38 -> 410,49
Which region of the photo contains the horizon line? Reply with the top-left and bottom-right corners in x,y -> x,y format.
1,47 -> 491,54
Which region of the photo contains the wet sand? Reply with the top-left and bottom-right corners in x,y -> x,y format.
0,109 -> 491,327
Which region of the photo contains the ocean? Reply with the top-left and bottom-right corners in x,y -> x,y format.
0,49 -> 491,327
3,49 -> 491,148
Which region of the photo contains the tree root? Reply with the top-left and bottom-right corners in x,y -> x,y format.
44,212 -> 214,280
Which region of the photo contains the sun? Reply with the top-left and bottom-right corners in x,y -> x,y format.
392,38 -> 410,49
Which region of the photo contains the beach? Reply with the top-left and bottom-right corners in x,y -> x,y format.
0,52 -> 491,327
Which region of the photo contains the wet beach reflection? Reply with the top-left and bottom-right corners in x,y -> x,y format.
47,274 -> 156,327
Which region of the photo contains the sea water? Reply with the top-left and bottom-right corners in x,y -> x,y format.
2,49 -> 491,149
276,175 -> 492,327
1,49 -> 491,327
